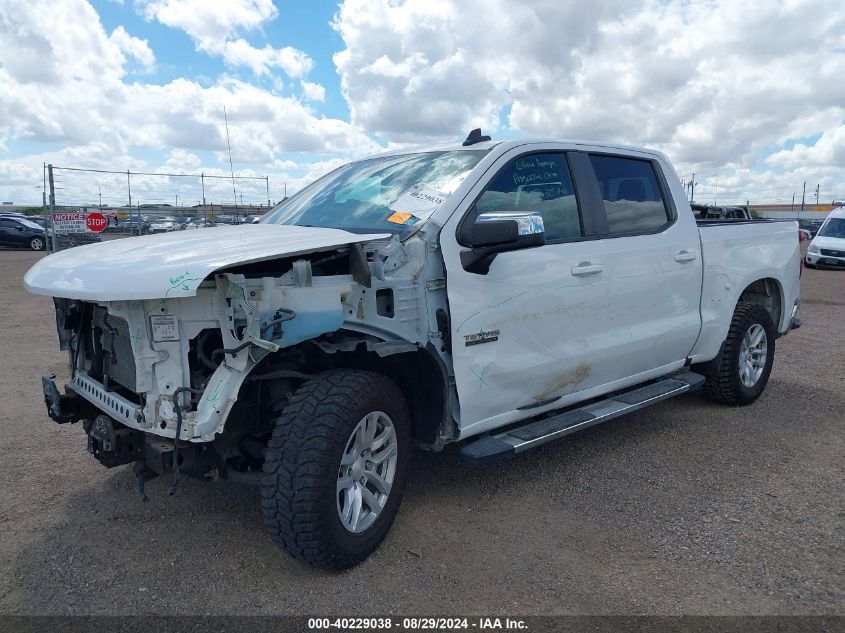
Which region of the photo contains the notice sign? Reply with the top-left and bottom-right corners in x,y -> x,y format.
52,211 -> 86,234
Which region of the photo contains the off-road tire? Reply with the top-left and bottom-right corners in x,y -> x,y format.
261,369 -> 411,569
703,302 -> 776,405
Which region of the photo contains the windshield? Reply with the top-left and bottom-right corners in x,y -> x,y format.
817,217 -> 845,239
18,218 -> 42,230
262,150 -> 487,234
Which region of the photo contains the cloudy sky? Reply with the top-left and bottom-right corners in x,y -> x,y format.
1,0 -> 844,207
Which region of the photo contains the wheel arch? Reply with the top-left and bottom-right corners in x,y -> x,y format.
737,277 -> 784,332
297,336 -> 452,450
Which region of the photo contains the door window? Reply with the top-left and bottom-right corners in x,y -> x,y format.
589,155 -> 671,234
475,153 -> 581,242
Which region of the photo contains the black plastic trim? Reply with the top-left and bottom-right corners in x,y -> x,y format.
459,435 -> 516,464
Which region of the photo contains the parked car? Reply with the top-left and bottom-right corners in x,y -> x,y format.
148,216 -> 178,233
0,216 -> 47,250
183,218 -> 210,230
804,208 -> 845,268
693,204 -> 751,220
798,218 -> 825,237
26,134 -> 801,570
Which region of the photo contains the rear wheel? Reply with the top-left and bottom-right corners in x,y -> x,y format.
29,237 -> 44,251
703,302 -> 776,405
261,369 -> 411,569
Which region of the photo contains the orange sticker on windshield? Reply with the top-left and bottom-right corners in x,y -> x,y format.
387,211 -> 413,225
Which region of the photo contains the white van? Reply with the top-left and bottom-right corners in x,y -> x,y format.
805,208 -> 845,268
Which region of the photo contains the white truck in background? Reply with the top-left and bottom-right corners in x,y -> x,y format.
26,132 -> 801,569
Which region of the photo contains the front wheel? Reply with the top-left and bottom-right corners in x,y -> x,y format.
29,236 -> 45,251
261,369 -> 411,569
703,302 -> 776,405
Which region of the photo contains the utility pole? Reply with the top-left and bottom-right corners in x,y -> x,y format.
201,173 -> 206,206
714,176 -> 718,206
815,184 -> 820,207
175,194 -> 178,208
42,163 -> 49,250
791,192 -> 795,213
799,181 -> 806,219
689,173 -> 695,203
47,164 -> 57,251
98,185 -> 102,209
265,176 -> 270,208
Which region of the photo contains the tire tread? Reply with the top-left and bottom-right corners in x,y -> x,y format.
702,301 -> 775,406
261,368 -> 408,569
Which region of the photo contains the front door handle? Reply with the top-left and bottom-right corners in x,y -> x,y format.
674,251 -> 698,263
571,262 -> 604,276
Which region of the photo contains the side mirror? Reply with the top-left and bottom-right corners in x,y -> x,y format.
469,211 -> 545,250
462,211 -> 546,274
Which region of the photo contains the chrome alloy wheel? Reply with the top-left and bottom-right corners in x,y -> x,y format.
336,411 -> 398,533
738,323 -> 768,388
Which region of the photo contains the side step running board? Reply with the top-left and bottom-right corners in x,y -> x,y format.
460,371 -> 705,464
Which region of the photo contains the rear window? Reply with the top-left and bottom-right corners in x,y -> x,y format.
589,155 -> 671,234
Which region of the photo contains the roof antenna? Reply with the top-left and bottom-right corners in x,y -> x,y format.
224,106 -> 240,221
462,128 -> 491,146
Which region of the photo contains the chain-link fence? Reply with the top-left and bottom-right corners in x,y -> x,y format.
45,164 -> 276,251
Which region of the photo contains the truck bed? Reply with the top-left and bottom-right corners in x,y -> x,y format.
690,218 -> 801,363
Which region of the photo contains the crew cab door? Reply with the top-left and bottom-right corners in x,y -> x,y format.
439,145 -> 703,438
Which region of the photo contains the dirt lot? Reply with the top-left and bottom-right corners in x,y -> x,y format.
0,247 -> 842,615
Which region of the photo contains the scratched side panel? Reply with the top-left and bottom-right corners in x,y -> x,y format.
446,240 -> 614,429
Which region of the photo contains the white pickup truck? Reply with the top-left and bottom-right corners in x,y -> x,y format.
26,133 -> 801,569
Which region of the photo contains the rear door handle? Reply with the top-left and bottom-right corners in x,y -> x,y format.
674,251 -> 698,263
571,262 -> 604,276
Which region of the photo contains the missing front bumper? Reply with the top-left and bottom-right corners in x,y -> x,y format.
41,373 -> 87,424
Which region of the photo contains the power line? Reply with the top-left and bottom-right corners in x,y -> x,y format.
52,165 -> 267,181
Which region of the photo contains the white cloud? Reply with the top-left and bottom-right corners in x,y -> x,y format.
767,125 -> 845,170
333,0 -> 845,201
0,0 -> 380,204
3,0 -> 845,207
138,0 -> 277,43
109,25 -> 155,72
222,38 -> 313,77
301,80 -> 326,102
138,0 -> 313,78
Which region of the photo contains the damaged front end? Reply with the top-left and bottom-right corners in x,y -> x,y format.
42,248 -> 375,486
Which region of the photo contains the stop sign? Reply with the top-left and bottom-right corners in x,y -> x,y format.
86,212 -> 108,233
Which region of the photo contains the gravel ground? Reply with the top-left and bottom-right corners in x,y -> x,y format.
0,247 -> 842,615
